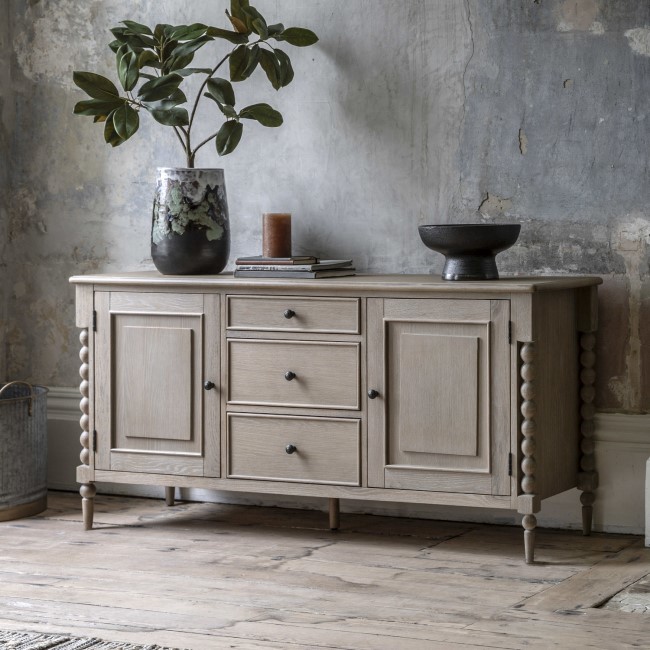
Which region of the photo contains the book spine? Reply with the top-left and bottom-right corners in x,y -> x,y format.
236,264 -> 314,271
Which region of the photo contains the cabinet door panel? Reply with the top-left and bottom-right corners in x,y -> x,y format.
368,298 -> 510,495
95,292 -> 220,477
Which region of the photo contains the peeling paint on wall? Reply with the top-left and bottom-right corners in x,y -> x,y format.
625,27 -> 650,57
557,0 -> 603,33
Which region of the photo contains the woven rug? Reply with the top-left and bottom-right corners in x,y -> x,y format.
0,631 -> 183,650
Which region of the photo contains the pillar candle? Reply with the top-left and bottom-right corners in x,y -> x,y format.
262,213 -> 292,258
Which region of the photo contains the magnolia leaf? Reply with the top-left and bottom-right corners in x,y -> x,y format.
112,104 -> 139,141
227,14 -> 249,34
230,0 -> 250,21
93,114 -> 108,123
275,27 -> 318,47
175,67 -> 212,76
239,103 -> 283,127
229,45 -> 248,81
169,35 -> 213,62
103,109 -> 123,146
216,120 -> 243,156
259,49 -> 282,90
73,72 -> 120,101
274,48 -> 294,86
145,88 -> 188,112
74,98 -> 125,116
149,106 -> 189,126
168,23 -> 208,41
122,20 -> 153,36
267,23 -> 285,36
206,26 -> 248,44
117,45 -> 139,91
206,77 -> 236,106
137,73 -> 183,101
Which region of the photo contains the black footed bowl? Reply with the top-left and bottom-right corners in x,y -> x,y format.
418,224 -> 521,281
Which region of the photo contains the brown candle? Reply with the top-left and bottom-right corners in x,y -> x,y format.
262,213 -> 292,258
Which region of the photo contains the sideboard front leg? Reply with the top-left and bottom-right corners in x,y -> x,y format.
578,332 -> 598,536
80,483 -> 96,530
329,498 -> 340,531
518,342 -> 540,564
165,487 -> 176,506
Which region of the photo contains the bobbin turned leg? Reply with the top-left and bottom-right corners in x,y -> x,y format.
329,498 -> 340,530
578,332 -> 598,536
165,487 -> 176,506
518,342 -> 540,564
78,328 -> 95,530
80,483 -> 96,531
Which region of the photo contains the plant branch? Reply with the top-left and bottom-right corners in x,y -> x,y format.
191,130 -> 220,157
188,51 -> 232,132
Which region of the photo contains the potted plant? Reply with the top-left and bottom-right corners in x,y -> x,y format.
72,0 -> 317,275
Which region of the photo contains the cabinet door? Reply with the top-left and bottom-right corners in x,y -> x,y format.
94,291 -> 220,477
367,298 -> 510,495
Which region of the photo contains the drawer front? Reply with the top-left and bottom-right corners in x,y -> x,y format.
228,413 -> 360,485
227,295 -> 360,334
228,339 -> 360,409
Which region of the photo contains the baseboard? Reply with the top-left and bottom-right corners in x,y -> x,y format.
47,387 -> 650,535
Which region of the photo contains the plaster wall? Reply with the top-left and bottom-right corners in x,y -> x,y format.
3,0 -> 650,412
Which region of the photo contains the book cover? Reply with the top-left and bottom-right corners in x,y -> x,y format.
234,255 -> 318,265
236,259 -> 353,272
234,268 -> 356,279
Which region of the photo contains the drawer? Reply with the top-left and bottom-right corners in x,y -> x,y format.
228,339 -> 360,409
227,413 -> 361,485
227,295 -> 360,334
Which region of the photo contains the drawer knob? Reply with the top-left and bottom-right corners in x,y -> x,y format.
203,380 -> 216,391
284,309 -> 295,319
285,444 -> 298,455
368,389 -> 380,399
284,371 -> 297,381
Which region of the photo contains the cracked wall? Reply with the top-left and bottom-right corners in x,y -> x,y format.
3,0 -> 649,412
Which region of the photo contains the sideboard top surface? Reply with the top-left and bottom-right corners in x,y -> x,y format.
70,272 -> 602,294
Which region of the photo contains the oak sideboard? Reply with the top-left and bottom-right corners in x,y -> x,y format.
70,272 -> 601,563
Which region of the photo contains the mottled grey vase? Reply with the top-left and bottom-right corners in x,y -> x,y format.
151,168 -> 230,275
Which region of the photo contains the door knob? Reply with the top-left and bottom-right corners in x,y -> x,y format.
368,389 -> 380,399
285,371 -> 296,381
203,380 -> 215,391
284,309 -> 295,319
285,444 -> 298,454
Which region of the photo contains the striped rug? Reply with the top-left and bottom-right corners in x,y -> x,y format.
0,631 -> 183,650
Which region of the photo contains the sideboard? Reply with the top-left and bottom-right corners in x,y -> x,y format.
70,272 -> 601,563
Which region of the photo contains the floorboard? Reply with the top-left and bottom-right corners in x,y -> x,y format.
0,491 -> 647,649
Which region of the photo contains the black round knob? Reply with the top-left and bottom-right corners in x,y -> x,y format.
203,380 -> 216,391
285,371 -> 296,381
284,309 -> 295,319
368,389 -> 380,399
285,444 -> 297,455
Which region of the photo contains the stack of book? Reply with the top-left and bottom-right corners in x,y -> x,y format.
234,256 -> 355,279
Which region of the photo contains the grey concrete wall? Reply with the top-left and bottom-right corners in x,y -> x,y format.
3,0 -> 649,412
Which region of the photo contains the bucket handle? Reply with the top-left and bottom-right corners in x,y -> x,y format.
0,381 -> 35,416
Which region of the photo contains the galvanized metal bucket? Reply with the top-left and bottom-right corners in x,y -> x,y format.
0,381 -> 48,521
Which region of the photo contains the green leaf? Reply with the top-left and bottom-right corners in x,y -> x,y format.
168,23 -> 208,41
275,27 -> 318,47
169,35 -> 213,62
267,23 -> 285,36
239,103 -> 283,127
205,26 -> 248,44
216,120 -> 243,156
121,20 -> 153,36
230,0 -> 250,21
251,18 -> 268,39
145,89 -> 188,111
117,45 -> 139,91
275,48 -> 294,87
138,50 -> 159,69
216,102 -> 238,118
73,98 -> 125,117
111,26 -> 154,49
103,109 -> 123,146
154,24 -> 171,41
230,44 -> 260,81
259,49 -> 282,90
112,104 -> 139,141
137,72 -> 183,101
206,77 -> 236,106
149,106 -> 189,127
175,67 -> 212,76
73,72 -> 121,101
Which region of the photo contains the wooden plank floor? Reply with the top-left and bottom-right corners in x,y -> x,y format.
0,491 -> 648,649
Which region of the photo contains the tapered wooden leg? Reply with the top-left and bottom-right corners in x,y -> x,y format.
329,498 -> 340,530
578,332 -> 598,536
165,487 -> 175,506
80,483 -> 96,531
518,342 -> 540,564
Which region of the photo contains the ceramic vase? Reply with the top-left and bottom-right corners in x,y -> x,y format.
151,168 -> 230,275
